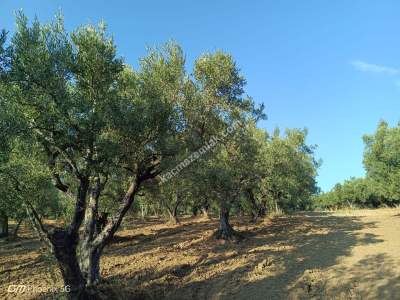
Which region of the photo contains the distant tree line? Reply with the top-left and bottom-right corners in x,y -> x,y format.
314,120 -> 400,209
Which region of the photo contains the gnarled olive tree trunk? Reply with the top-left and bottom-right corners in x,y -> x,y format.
46,178 -> 91,299
247,189 -> 267,223
215,205 -> 236,240
12,218 -> 23,238
78,211 -> 108,284
49,229 -> 89,299
201,207 -> 209,218
79,244 -> 103,287
167,207 -> 180,224
0,211 -> 9,238
165,192 -> 182,224
0,217 -> 8,238
247,189 -> 259,222
201,203 -> 211,219
29,175 -> 145,299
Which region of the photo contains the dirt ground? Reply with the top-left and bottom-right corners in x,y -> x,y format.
1,208 -> 400,299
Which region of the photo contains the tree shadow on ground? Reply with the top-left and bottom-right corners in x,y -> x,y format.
0,223 -> 44,260
324,253 -> 400,299
104,217 -> 218,257
99,212 -> 386,299
4,212 -> 396,300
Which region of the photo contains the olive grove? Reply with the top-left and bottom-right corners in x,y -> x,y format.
0,14 -> 319,299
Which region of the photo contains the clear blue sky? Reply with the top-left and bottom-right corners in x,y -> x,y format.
2,1 -> 400,191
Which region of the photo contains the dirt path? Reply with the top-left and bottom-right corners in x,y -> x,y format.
227,210 -> 400,300
1,209 -> 399,299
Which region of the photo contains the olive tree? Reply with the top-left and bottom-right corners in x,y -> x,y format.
1,13 -> 266,297
2,14 -> 188,298
363,121 -> 400,206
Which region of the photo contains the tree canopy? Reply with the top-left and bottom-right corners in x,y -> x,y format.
315,120 -> 400,209
0,13 -> 320,299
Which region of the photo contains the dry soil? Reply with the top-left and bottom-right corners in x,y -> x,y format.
1,209 -> 399,299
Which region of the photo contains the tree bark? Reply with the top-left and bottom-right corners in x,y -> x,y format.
274,199 -> 279,212
28,163 -> 155,298
191,206 -> 198,217
75,179 -> 141,294
258,205 -> 267,218
49,229 -> 89,300
167,208 -> 179,224
45,178 -> 91,299
12,218 -> 23,238
79,244 -> 103,286
79,177 -> 104,286
247,189 -> 259,222
165,192 -> 182,224
0,212 -> 8,238
201,203 -> 210,219
215,205 -> 236,240
91,175 -> 142,252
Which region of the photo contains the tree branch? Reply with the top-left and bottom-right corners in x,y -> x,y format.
67,177 -> 89,237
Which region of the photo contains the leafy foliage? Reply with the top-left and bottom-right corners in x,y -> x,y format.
315,120 -> 400,209
0,12 -> 320,296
